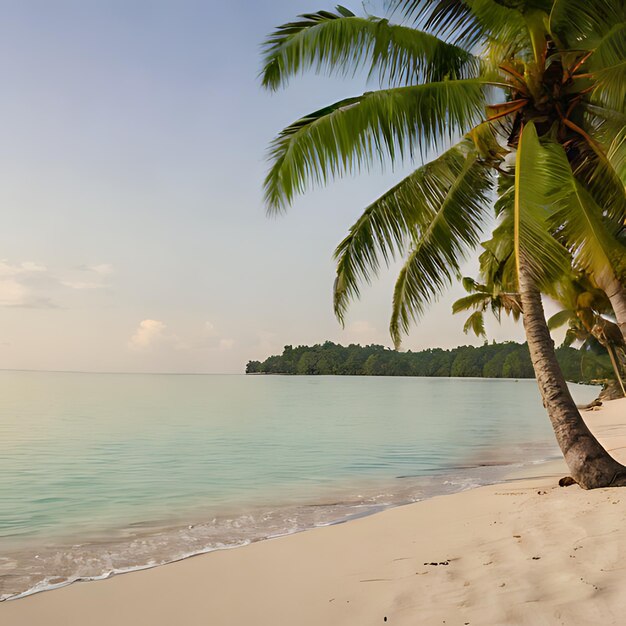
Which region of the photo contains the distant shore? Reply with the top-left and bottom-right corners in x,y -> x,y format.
3,398 -> 625,625
246,341 -> 609,384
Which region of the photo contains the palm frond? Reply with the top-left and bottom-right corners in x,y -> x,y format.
390,0 -> 482,47
581,103 -> 626,149
588,61 -> 626,115
390,0 -> 531,56
607,125 -> 626,185
389,152 -> 493,347
333,140 -> 479,323
529,135 -> 626,284
549,0 -> 625,48
568,130 -> 626,227
260,7 -> 479,91
477,209 -> 518,293
580,104 -> 626,189
547,308 -> 575,330
589,22 -> 626,71
514,123 -> 572,289
264,80 -> 487,211
462,275 -> 482,292
551,180 -> 626,286
463,310 -> 486,336
452,291 -> 490,313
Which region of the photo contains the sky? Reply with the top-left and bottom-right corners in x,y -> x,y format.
0,0 -> 546,374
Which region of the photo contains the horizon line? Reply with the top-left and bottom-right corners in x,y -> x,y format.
0,367 -> 243,376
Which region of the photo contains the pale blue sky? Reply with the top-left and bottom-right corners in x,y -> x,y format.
0,0 -> 534,373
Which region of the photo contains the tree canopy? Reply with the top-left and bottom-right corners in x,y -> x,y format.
246,340 -> 611,384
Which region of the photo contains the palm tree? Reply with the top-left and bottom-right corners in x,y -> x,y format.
454,261 -> 626,395
260,1 -> 626,487
451,217 -> 626,393
547,279 -> 626,396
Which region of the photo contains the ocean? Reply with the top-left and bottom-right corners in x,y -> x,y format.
0,371 -> 597,600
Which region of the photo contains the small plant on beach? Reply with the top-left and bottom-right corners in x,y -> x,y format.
260,1 -> 626,487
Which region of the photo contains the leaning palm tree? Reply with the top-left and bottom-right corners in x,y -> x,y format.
261,1 -> 626,487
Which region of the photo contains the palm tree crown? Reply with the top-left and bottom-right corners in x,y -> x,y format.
261,0 -> 625,346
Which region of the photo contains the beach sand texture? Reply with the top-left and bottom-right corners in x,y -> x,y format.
2,398 -> 625,626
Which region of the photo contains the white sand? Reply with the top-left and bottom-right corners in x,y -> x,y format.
2,398 -> 625,625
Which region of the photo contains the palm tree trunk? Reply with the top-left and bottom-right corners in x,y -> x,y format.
519,264 -> 626,488
589,323 -> 626,398
606,344 -> 626,397
597,273 -> 626,343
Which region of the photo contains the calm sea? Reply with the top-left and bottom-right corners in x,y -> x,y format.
0,371 -> 597,600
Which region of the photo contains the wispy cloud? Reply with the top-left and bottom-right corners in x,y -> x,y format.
0,279 -> 31,307
85,263 -> 114,276
61,281 -> 108,290
0,259 -> 115,307
0,261 -> 56,308
128,318 -> 235,354
0,260 -> 47,277
64,263 -> 114,290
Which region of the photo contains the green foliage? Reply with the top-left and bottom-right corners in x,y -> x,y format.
264,80 -> 486,211
260,6 -> 479,90
333,139 -> 492,331
514,123 -> 572,288
393,0 -> 532,55
261,0 -> 626,347
549,0 -> 625,52
387,146 -> 493,347
245,341 -> 610,383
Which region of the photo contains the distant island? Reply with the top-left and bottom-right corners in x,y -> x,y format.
246,341 -> 611,384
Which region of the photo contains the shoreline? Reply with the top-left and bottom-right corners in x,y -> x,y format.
5,374 -> 593,603
1,441 -> 562,602
2,397 -> 624,625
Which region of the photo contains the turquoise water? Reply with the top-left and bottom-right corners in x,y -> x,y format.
0,371 -> 597,599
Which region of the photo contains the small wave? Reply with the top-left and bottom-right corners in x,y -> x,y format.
2,540 -> 253,602
1,452 -> 559,602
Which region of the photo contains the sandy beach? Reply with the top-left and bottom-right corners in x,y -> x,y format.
2,397 -> 625,626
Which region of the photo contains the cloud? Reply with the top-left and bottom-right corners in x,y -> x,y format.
128,318 -> 235,355
0,259 -> 115,308
87,263 -> 114,276
0,279 -> 30,306
18,261 -> 47,273
0,261 -> 56,308
61,281 -> 107,290
0,260 -> 47,277
62,262 -> 113,291
128,319 -> 168,351
198,321 -> 232,350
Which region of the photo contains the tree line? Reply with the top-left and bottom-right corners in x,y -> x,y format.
246,341 -> 611,384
